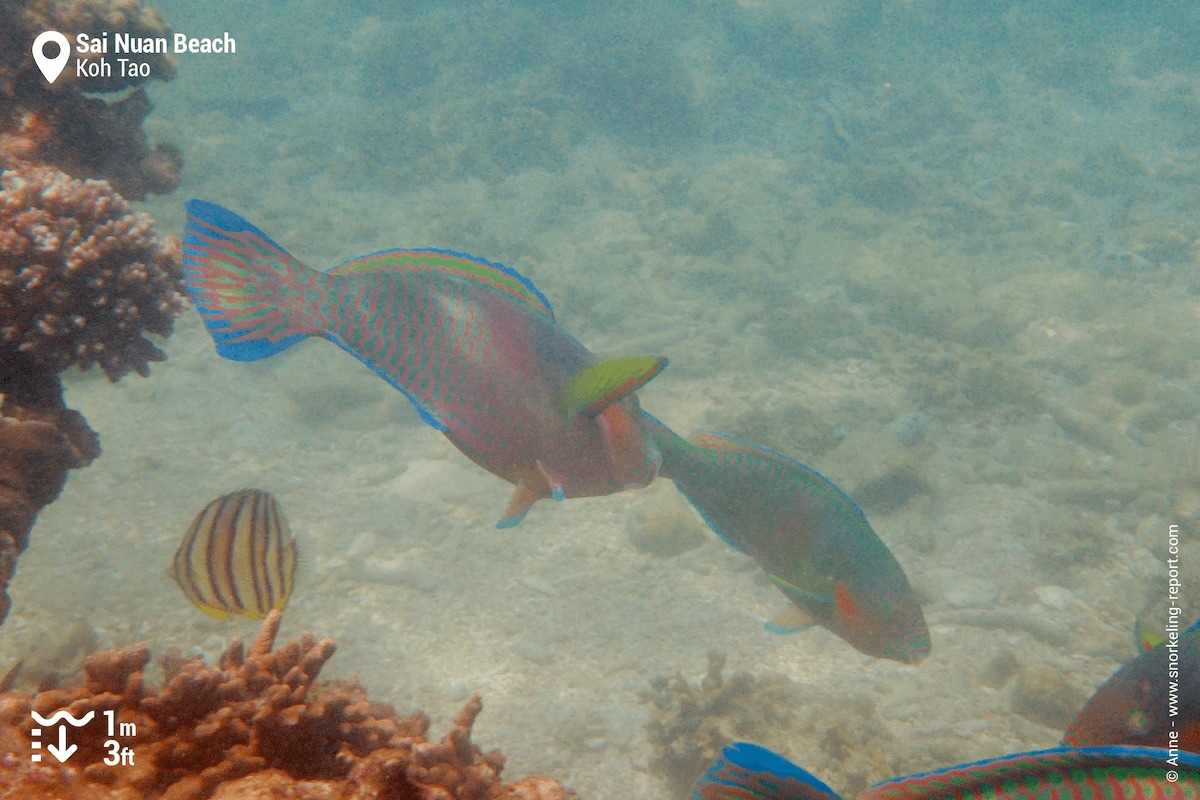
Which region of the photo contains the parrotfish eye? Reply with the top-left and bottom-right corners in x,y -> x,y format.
1125,709 -> 1151,735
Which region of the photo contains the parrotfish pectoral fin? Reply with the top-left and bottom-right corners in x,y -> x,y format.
766,605 -> 817,634
535,460 -> 566,502
1134,618 -> 1165,652
183,200 -> 315,362
692,742 -> 844,800
497,479 -> 545,529
564,356 -> 668,419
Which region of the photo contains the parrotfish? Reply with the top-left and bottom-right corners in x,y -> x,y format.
182,200 -> 666,527
645,414 -> 930,664
1064,617 -> 1199,753
693,741 -> 1200,800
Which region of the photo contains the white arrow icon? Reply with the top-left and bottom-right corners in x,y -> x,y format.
46,725 -> 77,762
32,31 -> 71,84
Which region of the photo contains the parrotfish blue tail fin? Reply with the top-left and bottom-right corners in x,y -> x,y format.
183,200 -> 320,361
693,742 -> 843,800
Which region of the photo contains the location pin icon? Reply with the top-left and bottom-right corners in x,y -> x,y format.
32,31 -> 71,84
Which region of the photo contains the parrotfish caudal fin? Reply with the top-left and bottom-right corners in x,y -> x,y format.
183,200 -> 320,361
692,742 -> 843,800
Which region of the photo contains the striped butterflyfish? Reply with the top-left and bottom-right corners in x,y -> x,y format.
170,488 -> 297,620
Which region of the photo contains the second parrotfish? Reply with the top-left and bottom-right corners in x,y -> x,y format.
644,414 -> 931,664
182,200 -> 666,527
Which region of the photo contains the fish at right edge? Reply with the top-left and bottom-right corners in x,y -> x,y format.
692,741 -> 1199,800
1064,617 -> 1200,753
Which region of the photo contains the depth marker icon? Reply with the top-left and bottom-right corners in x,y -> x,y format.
30,710 -> 95,763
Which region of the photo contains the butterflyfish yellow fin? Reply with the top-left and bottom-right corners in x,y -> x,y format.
564,356 -> 668,419
197,604 -> 230,621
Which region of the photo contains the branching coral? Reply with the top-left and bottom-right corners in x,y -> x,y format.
0,0 -> 186,625
0,161 -> 181,624
0,165 -> 184,380
0,611 -> 579,800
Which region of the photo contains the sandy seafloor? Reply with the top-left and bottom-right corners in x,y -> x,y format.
4,1 -> 1200,798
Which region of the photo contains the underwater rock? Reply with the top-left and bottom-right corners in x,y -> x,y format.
853,466 -> 933,516
627,510 -> 708,558
0,617 -> 97,694
978,648 -> 1020,689
0,611 -> 576,799
824,429 -> 932,515
884,411 -> 932,447
1010,664 -> 1088,731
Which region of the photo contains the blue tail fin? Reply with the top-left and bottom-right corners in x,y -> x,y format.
182,200 -> 318,361
692,742 -> 843,800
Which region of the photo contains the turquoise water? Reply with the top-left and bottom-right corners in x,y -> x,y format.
4,1 -> 1199,797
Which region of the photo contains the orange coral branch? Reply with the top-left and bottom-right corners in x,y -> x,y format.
0,615 -> 578,800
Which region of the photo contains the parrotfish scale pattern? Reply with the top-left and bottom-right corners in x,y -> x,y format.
184,219 -> 321,343
867,749 -> 1197,800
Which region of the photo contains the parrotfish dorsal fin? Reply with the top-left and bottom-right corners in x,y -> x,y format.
564,356 -> 668,419
328,248 -> 555,320
690,431 -> 870,523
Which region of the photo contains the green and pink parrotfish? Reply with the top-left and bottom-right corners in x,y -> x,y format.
182,200 -> 928,664
646,414 -> 930,664
692,741 -> 1199,800
182,200 -> 666,528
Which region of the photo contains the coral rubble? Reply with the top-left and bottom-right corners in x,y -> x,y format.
0,611 -> 578,800
642,652 -> 803,796
643,652 -> 908,799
